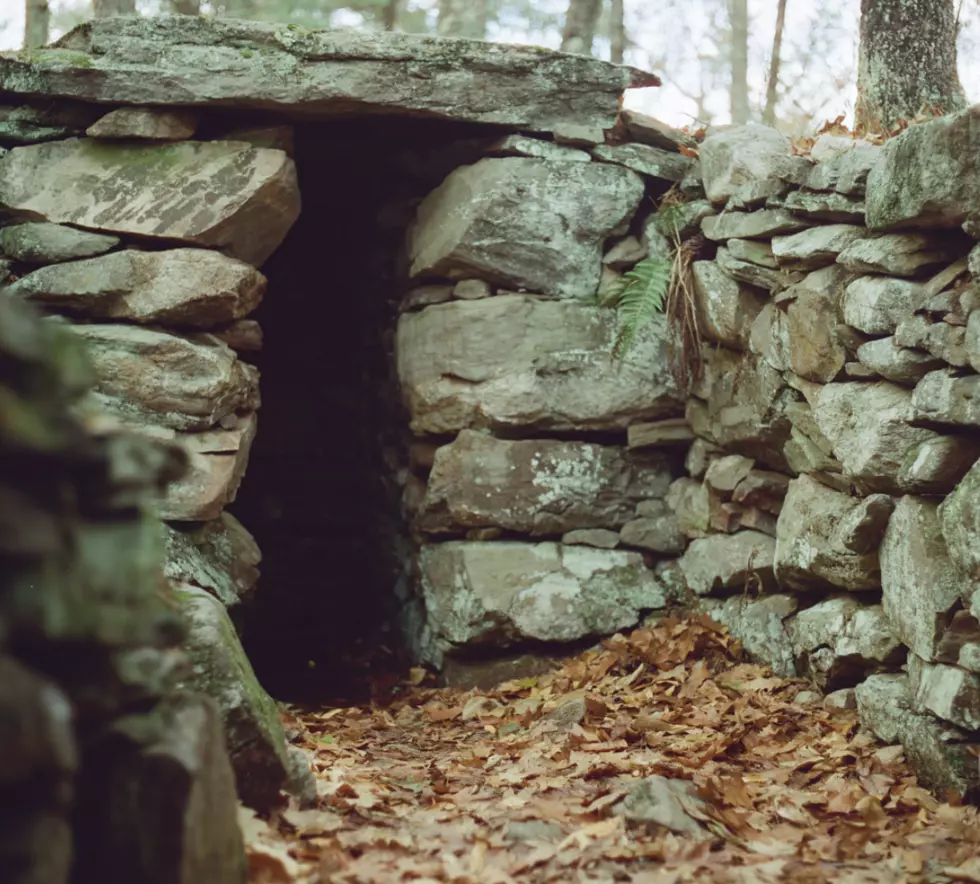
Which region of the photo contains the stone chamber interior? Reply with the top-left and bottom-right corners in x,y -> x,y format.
231,115 -> 493,704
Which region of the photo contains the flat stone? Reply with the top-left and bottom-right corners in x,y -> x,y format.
771,224 -> 869,271
908,656 -> 980,732
212,319 -> 262,354
417,430 -> 673,536
899,434 -> 980,494
716,246 -> 803,293
562,528 -> 620,549
685,438 -> 723,479
855,337 -> 944,385
691,261 -> 767,349
813,381 -> 936,492
698,124 -> 810,205
678,531 -> 776,595
69,325 -> 259,432
614,777 -> 711,840
704,454 -> 755,494
10,248 -> 266,328
0,138 -> 299,268
0,222 -> 118,264
855,674 -> 980,798
627,418 -> 695,448
164,513 -> 261,609
175,584 -> 288,812
881,496 -> 964,662
727,238 -> 779,268
0,99 -> 102,144
452,279 -> 493,300
865,105 -> 980,231
396,296 -> 680,435
806,144 -> 880,195
966,310 -> 980,372
619,515 -> 686,554
486,134 -> 591,162
86,107 -> 199,140
842,276 -> 927,335
702,594 -> 797,677
418,541 -> 666,665
2,16 -> 653,135
825,688 -> 857,710
732,470 -> 790,513
621,110 -> 697,152
215,123 -> 295,155
591,142 -> 693,182
441,652 -> 564,691
407,157 -> 643,300
401,284 -> 453,311
940,457 -> 980,585
603,236 -> 648,271
768,189 -> 866,222
774,475 -> 884,592
895,315 -> 969,367
837,232 -> 964,277
701,209 -> 809,241
911,369 -> 980,427
666,478 -> 711,539
785,288 -> 850,383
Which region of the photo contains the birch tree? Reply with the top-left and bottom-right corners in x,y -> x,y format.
855,0 -> 966,132
25,0 -> 50,48
561,0 -> 602,56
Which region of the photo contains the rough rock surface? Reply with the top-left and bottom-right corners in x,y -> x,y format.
396,296 -> 679,435
701,209 -> 808,241
592,143 -> 693,182
0,16 -> 654,135
176,583 -> 288,812
911,370 -> 980,427
677,531 -> 776,596
841,276 -> 926,335
909,657 -> 980,732
837,233 -> 962,277
881,496 -> 964,662
417,430 -> 673,536
86,106 -> 199,141
771,224 -> 868,271
898,435 -> 980,494
855,337 -> 944,385
69,324 -> 259,432
940,457 -> 980,583
0,221 -> 118,264
774,475 -> 885,592
406,157 -> 643,299
701,594 -> 797,677
0,137 -> 300,267
418,542 -> 665,665
691,261 -> 767,349
9,249 -> 266,328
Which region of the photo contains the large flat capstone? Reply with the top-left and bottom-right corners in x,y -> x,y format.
396,296 -> 680,435
406,157 -> 644,299
418,541 -> 665,665
0,138 -> 299,267
0,16 -> 656,136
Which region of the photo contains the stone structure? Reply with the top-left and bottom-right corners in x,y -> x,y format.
2,14 -> 980,843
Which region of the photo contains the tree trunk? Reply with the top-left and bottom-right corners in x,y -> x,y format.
728,0 -> 750,124
763,0 -> 788,125
561,0 -> 603,56
24,0 -> 50,49
169,0 -> 201,13
609,0 -> 625,64
856,0 -> 965,133
436,0 -> 487,38
383,0 -> 402,30
92,0 -> 137,14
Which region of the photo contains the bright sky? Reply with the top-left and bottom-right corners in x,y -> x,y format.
1,0 -> 977,133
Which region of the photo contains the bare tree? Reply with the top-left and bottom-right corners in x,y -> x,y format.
436,0 -> 488,38
169,0 -> 201,13
92,0 -> 137,14
763,0 -> 788,125
609,0 -> 625,64
728,0 -> 750,124
383,0 -> 402,30
25,0 -> 50,48
856,0 -> 966,132
561,0 -> 603,56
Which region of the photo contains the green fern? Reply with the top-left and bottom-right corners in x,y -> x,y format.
607,257 -> 673,358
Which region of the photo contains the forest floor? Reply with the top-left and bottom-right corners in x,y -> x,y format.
242,615 -> 980,884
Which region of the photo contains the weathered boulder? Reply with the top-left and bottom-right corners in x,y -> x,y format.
898,434 -> 980,494
697,124 -> 810,205
716,246 -> 803,293
175,584 -> 288,812
701,594 -> 797,677
911,369 -> 980,427
591,143 -> 693,182
417,430 -> 673,536
488,134 -> 591,162
837,233 -> 963,277
813,381 -> 936,492
666,478 -> 711,539
418,542 -> 665,665
10,249 -> 266,328
396,296 -> 679,435
619,514 -> 686,554
701,209 -> 808,241
908,656 -> 980,732
896,314 -> 968,367
790,596 -> 902,689
774,475 -> 886,592
0,138 -> 299,267
0,16 -> 653,135
768,189 -> 865,222
855,337 -> 944,385
841,276 -> 926,335
940,458 -> 980,585
855,674 -> 980,798
620,111 -> 697,153
86,107 -> 199,141
677,531 -> 776,595
881,496 -> 965,662
691,261 -> 767,349
865,105 -> 980,231
0,99 -> 102,144
69,325 -> 259,432
784,287 -> 850,383
164,513 -> 261,609
406,157 -> 643,299
562,528 -> 620,549
806,143 -> 880,195
728,238 -> 778,267
771,224 -> 868,271
0,222 -> 118,264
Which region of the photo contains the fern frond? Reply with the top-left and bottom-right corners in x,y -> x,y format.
598,273 -> 629,308
611,257 -> 672,358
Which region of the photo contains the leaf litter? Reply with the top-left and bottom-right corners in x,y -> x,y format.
245,614 -> 980,883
